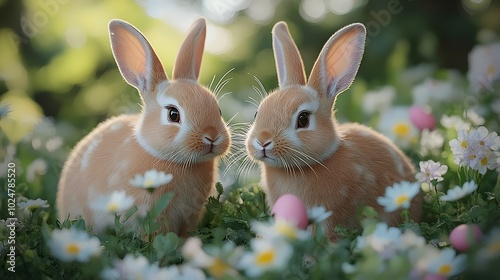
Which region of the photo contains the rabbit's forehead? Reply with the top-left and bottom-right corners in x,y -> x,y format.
260,87 -> 317,118
156,81 -> 219,112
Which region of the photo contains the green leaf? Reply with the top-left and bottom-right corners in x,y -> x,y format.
468,205 -> 486,220
153,232 -> 179,259
216,182 -> 224,197
149,192 -> 173,220
125,205 -> 138,221
71,218 -> 86,230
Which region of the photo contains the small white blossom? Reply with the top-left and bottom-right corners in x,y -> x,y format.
47,228 -> 101,262
475,227 -> 500,263
355,222 -> 402,259
377,181 -> 421,212
427,248 -> 467,277
17,198 -> 49,212
307,206 -> 333,224
419,129 -> 445,156
26,158 -> 47,182
415,160 -> 448,185
378,106 -> 419,148
441,115 -> 471,131
467,42 -> 500,93
100,254 -> 174,280
449,127 -> 500,174
362,86 -> 395,114
130,169 -> 173,190
440,181 -> 478,202
238,238 -> 293,277
251,218 -> 310,241
90,190 -> 135,215
412,78 -> 458,106
181,237 -> 241,279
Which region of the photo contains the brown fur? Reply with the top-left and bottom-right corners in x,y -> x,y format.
57,18 -> 230,237
246,22 -> 422,240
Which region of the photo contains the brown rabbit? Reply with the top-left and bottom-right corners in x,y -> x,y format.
245,22 -> 421,240
57,18 -> 231,237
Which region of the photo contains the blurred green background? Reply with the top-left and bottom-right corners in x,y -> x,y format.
1,0 -> 499,131
0,0 -> 499,203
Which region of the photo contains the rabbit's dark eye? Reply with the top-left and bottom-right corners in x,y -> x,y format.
167,106 -> 180,123
297,111 -> 310,129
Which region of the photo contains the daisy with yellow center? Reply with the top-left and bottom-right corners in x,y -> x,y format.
47,228 -> 101,262
427,248 -> 467,277
377,181 -> 420,212
238,238 -> 293,277
377,106 -> 418,148
393,122 -> 410,137
415,160 -> 448,185
130,169 -> 173,191
90,190 -> 135,215
251,218 -> 309,242
181,237 -> 242,279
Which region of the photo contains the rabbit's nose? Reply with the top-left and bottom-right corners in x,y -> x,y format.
203,135 -> 219,144
261,141 -> 272,148
253,138 -> 273,150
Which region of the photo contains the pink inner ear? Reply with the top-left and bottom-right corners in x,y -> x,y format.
111,25 -> 149,86
109,20 -> 167,94
322,27 -> 364,97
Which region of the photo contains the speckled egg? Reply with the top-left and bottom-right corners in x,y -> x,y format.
271,194 -> 308,229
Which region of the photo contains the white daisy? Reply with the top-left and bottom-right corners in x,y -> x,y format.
90,190 -> 135,214
182,237 -> 240,279
476,126 -> 500,150
473,150 -> 498,175
441,115 -> 471,132
411,78 -> 458,106
378,106 -> 419,148
376,181 -> 421,212
475,227 -> 500,262
467,42 -> 500,93
440,181 -> 478,202
17,198 -> 49,212
164,264 -> 206,280
362,86 -> 395,114
355,222 -> 402,259
251,218 -> 310,241
415,160 -> 448,185
427,248 -> 467,277
419,129 -> 445,156
130,169 -> 173,191
100,254 -> 165,280
47,228 -> 101,262
307,206 -> 333,224
238,238 -> 293,277
26,158 -> 47,182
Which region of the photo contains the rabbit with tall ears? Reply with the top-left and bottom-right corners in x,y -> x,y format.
246,22 -> 421,240
57,18 -> 230,237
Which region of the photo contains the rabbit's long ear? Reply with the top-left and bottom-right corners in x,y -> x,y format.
109,20 -> 167,95
272,22 -> 306,88
172,18 -> 206,80
308,23 -> 365,102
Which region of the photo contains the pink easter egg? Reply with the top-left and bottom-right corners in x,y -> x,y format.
271,194 -> 308,229
409,106 -> 436,131
449,224 -> 482,251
